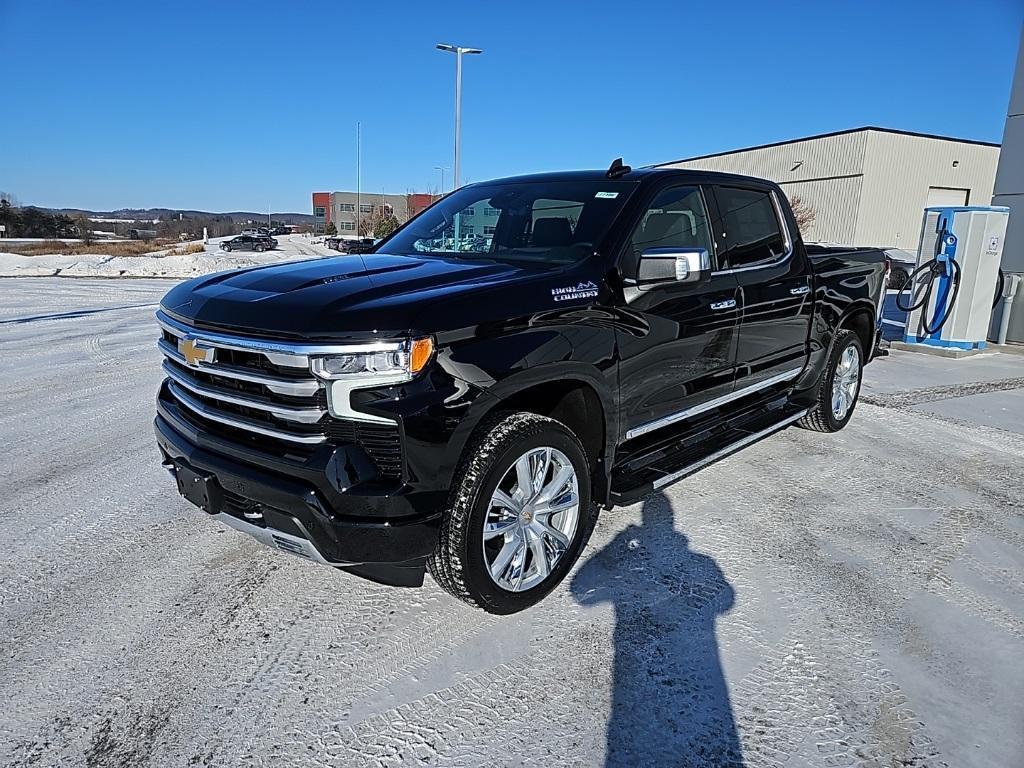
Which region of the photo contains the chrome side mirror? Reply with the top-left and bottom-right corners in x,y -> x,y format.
637,248 -> 711,289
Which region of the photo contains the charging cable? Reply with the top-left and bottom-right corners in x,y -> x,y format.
895,235 -> 962,335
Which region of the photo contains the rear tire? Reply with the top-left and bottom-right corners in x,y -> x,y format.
428,412 -> 597,614
797,329 -> 863,433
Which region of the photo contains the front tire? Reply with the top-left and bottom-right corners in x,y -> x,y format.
797,329 -> 863,433
222,244 -> 231,252
428,412 -> 597,613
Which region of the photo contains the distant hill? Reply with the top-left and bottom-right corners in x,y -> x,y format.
51,207 -> 314,224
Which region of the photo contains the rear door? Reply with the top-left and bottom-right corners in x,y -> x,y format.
615,183 -> 741,441
708,184 -> 812,390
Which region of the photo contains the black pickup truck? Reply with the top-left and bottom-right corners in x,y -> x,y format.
155,164 -> 887,613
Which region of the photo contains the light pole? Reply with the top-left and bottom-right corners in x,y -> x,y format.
435,43 -> 481,191
434,165 -> 449,195
356,121 -> 361,237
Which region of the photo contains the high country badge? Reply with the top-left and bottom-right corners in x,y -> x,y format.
551,281 -> 599,302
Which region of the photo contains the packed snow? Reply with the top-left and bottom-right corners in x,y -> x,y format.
1,278 -> 1022,767
0,234 -> 336,278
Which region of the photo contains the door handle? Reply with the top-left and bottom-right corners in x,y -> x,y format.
710,299 -> 737,311
790,285 -> 810,296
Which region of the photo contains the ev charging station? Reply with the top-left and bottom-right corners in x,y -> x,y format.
899,206 -> 1009,350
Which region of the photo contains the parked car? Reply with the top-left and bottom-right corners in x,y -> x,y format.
220,235 -> 276,252
884,248 -> 917,290
325,237 -> 375,253
339,237 -> 375,254
155,164 -> 886,613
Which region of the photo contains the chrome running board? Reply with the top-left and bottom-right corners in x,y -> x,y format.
651,408 -> 809,490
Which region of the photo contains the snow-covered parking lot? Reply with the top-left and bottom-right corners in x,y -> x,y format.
2,278 -> 1023,767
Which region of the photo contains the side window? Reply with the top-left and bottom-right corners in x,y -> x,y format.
626,186 -> 714,275
714,186 -> 788,269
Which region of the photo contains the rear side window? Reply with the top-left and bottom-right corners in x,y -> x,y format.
714,186 -> 788,269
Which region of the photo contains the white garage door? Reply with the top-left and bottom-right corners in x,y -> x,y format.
926,186 -> 969,208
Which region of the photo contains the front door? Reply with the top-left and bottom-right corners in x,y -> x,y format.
615,184 -> 741,441
709,184 -> 813,390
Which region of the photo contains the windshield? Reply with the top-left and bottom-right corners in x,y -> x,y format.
380,179 -> 638,265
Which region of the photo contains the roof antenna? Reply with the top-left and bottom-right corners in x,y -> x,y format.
606,157 -> 631,179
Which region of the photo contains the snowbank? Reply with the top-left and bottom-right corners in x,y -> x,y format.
0,235 -> 335,278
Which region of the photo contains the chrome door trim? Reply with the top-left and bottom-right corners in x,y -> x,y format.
625,365 -> 804,440
652,408 -> 809,489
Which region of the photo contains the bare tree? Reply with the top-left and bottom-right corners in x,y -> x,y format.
75,216 -> 95,245
789,195 -> 817,234
359,208 -> 383,237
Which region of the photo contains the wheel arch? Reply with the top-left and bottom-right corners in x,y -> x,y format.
837,303 -> 876,359
450,365 -> 616,506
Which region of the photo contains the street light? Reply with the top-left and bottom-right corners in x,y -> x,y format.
436,43 -> 482,191
434,165 -> 450,195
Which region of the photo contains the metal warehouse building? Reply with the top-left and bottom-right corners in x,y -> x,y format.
658,127 -> 1000,250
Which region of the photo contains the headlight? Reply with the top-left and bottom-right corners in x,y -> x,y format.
310,337 -> 434,382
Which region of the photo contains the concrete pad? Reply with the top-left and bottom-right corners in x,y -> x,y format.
863,348 -> 1024,396
910,387 -> 1024,433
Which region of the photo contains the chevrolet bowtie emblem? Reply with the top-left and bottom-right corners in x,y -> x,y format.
179,337 -> 214,367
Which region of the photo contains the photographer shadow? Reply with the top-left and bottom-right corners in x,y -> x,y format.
571,491 -> 743,767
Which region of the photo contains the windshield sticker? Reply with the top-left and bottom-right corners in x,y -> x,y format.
594,191 -> 619,199
551,281 -> 599,303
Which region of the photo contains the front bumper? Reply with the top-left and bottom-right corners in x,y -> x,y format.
155,410 -> 442,579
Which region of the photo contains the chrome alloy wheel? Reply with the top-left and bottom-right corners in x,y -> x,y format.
482,446 -> 580,593
831,344 -> 861,421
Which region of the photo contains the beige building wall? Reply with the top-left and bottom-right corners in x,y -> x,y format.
660,128 -> 999,250
660,131 -> 869,243
659,129 -> 868,243
856,132 -> 999,249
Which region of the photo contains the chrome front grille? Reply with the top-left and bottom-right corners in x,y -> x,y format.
157,311 -> 328,445
157,310 -> 405,479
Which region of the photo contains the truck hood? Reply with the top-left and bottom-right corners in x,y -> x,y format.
160,252 -> 584,339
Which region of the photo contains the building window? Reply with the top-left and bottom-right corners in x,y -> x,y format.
484,207 -> 499,216
340,221 -> 355,231
360,204 -> 372,214
463,207 -> 475,215
314,206 -> 326,217
461,225 -> 475,235
339,203 -> 355,212
484,226 -> 496,235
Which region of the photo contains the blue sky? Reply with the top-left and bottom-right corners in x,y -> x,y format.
1,0 -> 1021,213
